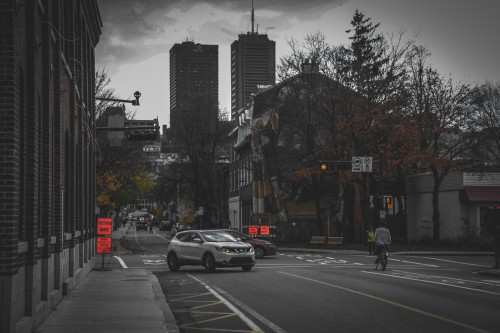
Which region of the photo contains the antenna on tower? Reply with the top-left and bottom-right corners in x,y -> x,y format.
251,0 -> 255,34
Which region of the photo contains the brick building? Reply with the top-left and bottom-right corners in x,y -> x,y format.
0,1 -> 101,332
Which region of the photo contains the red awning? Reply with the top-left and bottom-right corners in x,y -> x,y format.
464,186 -> 500,202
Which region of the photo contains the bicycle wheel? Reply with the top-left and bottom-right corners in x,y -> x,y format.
381,250 -> 388,271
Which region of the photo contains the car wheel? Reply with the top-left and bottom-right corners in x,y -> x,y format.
203,254 -> 216,273
242,265 -> 252,272
167,253 -> 180,272
254,247 -> 265,259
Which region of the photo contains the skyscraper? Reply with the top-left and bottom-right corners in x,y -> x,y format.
230,4 -> 275,120
169,41 -> 218,128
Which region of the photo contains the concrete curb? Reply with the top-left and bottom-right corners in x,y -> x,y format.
148,271 -> 180,333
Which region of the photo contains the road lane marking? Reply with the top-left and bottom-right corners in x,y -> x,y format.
188,274 -> 264,332
362,270 -> 500,296
413,256 -> 491,267
190,274 -> 286,333
389,258 -> 439,267
113,256 -> 128,269
279,271 -> 491,333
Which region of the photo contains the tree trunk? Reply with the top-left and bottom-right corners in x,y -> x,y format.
431,167 -> 441,242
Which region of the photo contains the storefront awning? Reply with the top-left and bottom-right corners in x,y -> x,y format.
464,186 -> 500,202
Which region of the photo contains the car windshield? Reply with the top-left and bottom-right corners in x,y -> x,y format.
201,231 -> 237,243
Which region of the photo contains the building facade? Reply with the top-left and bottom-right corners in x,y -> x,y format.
230,33 -> 275,120
169,41 -> 219,129
406,172 -> 500,243
0,1 -> 101,332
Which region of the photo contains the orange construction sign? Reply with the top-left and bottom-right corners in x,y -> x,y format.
96,236 -> 112,254
260,225 -> 270,235
97,218 -> 113,235
248,225 -> 259,235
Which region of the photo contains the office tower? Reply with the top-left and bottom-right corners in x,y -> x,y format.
230,4 -> 275,119
169,41 -> 219,128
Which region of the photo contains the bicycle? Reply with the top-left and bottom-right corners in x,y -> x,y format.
375,245 -> 389,271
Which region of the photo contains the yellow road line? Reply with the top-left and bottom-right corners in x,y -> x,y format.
279,271 -> 490,333
183,313 -> 240,326
169,292 -> 212,301
181,327 -> 260,332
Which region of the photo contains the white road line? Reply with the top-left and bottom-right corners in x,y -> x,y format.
389,258 -> 439,267
361,270 -> 500,296
413,256 -> 492,267
187,274 -> 265,332
155,233 -> 170,242
113,256 -> 128,269
392,270 -> 500,287
482,280 -> 500,284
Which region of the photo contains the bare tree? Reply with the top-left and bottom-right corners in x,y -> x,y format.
470,82 -> 500,165
406,45 -> 474,241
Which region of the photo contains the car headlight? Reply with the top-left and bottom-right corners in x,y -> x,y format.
215,247 -> 231,253
249,247 -> 254,253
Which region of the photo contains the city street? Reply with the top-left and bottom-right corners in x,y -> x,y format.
114,225 -> 500,333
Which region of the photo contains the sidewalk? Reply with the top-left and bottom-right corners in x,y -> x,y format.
36,224 -> 179,333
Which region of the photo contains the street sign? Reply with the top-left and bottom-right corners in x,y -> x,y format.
363,157 -> 373,172
97,218 -> 113,235
96,236 -> 112,254
352,156 -> 372,172
352,157 -> 362,172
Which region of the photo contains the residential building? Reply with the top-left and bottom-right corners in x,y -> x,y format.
169,41 -> 218,129
0,1 -> 102,332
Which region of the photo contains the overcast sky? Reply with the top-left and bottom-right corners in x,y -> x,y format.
95,0 -> 500,128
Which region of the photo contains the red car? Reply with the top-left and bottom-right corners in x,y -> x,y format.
222,229 -> 277,259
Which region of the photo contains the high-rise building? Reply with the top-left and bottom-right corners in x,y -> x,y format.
230,5 -> 275,120
169,41 -> 219,128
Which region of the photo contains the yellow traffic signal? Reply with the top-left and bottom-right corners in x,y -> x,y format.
320,163 -> 328,170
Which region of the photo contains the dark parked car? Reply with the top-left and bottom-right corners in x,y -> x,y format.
222,229 -> 277,259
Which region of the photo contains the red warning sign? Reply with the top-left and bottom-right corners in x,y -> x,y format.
248,225 -> 259,235
96,236 -> 112,254
260,225 -> 270,235
97,218 -> 113,235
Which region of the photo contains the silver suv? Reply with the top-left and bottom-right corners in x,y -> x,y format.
167,230 -> 255,272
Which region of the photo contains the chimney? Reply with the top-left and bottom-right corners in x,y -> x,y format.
301,58 -> 319,73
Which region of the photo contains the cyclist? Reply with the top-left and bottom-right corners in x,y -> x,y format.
374,220 -> 391,264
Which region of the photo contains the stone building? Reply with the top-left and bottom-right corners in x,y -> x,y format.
0,1 -> 101,332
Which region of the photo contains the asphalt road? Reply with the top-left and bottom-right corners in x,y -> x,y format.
116,225 -> 500,333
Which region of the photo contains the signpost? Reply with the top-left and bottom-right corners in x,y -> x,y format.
96,218 -> 114,270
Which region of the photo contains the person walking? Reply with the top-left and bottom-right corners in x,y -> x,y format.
366,226 -> 375,255
150,221 -> 154,234
493,224 -> 500,269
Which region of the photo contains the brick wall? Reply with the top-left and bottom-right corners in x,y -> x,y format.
0,1 -> 102,332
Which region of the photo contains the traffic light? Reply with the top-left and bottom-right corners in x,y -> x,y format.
319,161 -> 334,170
128,204 -> 131,211
383,195 -> 393,214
